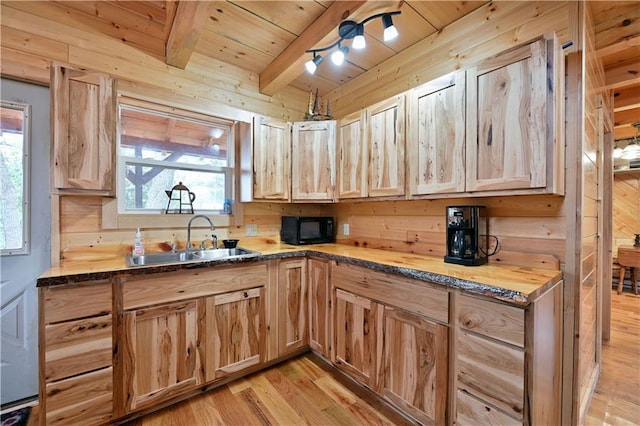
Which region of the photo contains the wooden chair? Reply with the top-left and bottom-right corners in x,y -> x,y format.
617,246 -> 640,294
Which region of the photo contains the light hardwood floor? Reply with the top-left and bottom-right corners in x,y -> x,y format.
23,290 -> 640,426
586,290 -> 640,425
122,353 -> 412,426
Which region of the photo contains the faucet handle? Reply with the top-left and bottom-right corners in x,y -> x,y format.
212,234 -> 218,249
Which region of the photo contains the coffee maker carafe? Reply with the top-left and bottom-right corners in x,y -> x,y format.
444,206 -> 488,266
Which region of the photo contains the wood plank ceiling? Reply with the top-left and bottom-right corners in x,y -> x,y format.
42,1 -> 640,142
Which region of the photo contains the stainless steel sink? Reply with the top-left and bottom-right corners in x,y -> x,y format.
126,247 -> 260,267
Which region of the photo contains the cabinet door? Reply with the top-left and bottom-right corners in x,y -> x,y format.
382,307 -> 448,425
333,288 -> 383,388
337,110 -> 368,199
466,37 -> 553,192
368,95 -> 405,197
51,63 -> 115,193
207,287 -> 265,381
291,120 -> 336,201
308,258 -> 330,357
121,299 -> 205,413
278,258 -> 308,355
409,71 -> 466,195
253,115 -> 291,200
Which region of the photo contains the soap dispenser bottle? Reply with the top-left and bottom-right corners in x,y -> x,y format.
133,228 -> 145,256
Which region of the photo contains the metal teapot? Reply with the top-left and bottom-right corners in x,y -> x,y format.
165,182 -> 195,214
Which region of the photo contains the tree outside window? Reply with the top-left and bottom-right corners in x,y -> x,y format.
0,102 -> 30,255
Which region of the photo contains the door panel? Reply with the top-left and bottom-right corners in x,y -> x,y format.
0,78 -> 50,404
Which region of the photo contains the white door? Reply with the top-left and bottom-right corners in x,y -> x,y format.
0,79 -> 50,404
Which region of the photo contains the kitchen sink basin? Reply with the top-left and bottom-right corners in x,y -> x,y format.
126,247 -> 260,267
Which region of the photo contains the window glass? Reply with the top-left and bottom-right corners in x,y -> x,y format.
0,102 -> 29,255
118,103 -> 233,213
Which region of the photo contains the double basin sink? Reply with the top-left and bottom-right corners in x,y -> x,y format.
126,247 -> 260,267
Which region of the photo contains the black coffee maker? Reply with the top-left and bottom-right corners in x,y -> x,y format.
444,206 -> 488,266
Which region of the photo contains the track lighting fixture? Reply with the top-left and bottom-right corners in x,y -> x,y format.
331,44 -> 349,66
304,11 -> 401,73
305,53 -> 323,74
382,14 -> 399,42
352,24 -> 366,49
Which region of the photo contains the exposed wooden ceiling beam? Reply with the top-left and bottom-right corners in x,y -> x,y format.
166,1 -> 217,69
613,85 -> 640,113
605,60 -> 640,90
597,34 -> 640,58
259,1 -> 367,96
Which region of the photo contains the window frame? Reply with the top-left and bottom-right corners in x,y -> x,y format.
116,98 -> 235,215
0,101 -> 30,256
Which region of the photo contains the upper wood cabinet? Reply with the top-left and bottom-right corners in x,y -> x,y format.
465,35 -> 564,194
291,120 -> 336,201
337,95 -> 406,200
252,115 -> 291,201
51,64 -> 116,195
337,110 -> 368,199
368,95 -> 406,197
408,71 -> 466,196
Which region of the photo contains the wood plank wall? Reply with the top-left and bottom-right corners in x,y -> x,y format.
0,2 -> 307,120
577,4 -> 605,420
1,2 -> 608,422
58,197 -> 326,262
613,172 -> 640,255
331,196 -> 565,271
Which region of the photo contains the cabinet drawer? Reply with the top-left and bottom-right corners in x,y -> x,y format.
45,314 -> 112,381
457,331 -> 524,419
43,280 -> 112,323
332,263 -> 448,323
457,294 -> 524,346
123,262 -> 267,309
456,390 -> 520,426
45,366 -> 112,426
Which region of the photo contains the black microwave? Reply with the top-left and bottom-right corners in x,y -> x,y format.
280,216 -> 335,245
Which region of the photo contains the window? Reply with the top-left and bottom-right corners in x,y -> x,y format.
118,100 -> 234,214
0,101 -> 30,255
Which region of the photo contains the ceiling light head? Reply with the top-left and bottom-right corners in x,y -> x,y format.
305,53 -> 323,74
331,44 -> 348,66
352,24 -> 366,49
622,143 -> 640,160
613,147 -> 624,159
382,14 -> 399,41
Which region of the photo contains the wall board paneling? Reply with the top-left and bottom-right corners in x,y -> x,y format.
333,195 -> 567,270
613,173 -> 640,255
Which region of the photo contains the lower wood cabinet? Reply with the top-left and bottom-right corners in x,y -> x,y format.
120,299 -> 206,413
454,283 -> 562,425
114,263 -> 268,418
308,257 -> 331,357
38,258 -> 561,426
382,307 -> 449,425
39,280 -> 113,426
332,288 -> 383,388
207,287 -> 265,381
277,258 -> 308,355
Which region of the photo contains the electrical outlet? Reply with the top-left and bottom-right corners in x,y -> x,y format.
343,223 -> 350,236
245,224 -> 258,236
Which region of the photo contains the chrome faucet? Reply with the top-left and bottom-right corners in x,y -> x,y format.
186,215 -> 217,251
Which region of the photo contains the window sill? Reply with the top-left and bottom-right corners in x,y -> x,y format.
101,199 -> 238,229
